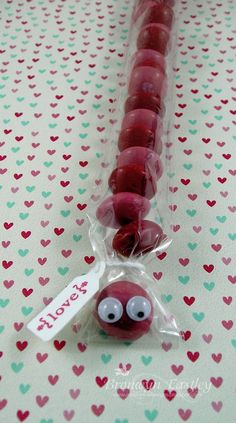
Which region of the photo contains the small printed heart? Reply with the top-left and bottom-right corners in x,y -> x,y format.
53,340 -> 66,351
183,296 -> 195,306
84,256 -> 95,264
48,375 -> 59,385
91,404 -> 105,416
95,376 -> 108,387
36,352 -> 48,363
171,364 -> 184,375
117,388 -> 130,399
0,399 -> 7,410
101,354 -> 112,364
63,410 -> 75,421
69,389 -> 80,400
16,341 -> 28,351
178,409 -> 192,421
202,334 -> 212,344
187,351 -> 199,362
77,342 -> 87,352
210,376 -> 223,388
141,356 -> 152,365
164,389 -> 176,401
203,264 -> 214,273
162,342 -> 172,351
187,388 -> 198,398
72,364 -> 84,376
144,409 -> 158,422
17,410 -> 30,422
36,395 -> 49,407
211,401 -> 223,412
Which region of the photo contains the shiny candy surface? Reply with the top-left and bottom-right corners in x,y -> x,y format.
121,109 -> 162,135
108,165 -> 157,199
96,192 -> 151,228
117,146 -> 163,180
118,126 -> 162,154
124,93 -> 164,116
132,49 -> 166,73
95,281 -> 153,340
112,219 -> 164,257
142,4 -> 174,28
128,66 -> 167,98
137,23 -> 170,55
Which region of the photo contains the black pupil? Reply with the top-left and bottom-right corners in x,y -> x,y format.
137,311 -> 144,318
108,313 -> 115,320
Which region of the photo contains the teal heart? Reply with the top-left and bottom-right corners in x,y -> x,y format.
192,312 -> 205,322
183,163 -> 192,170
42,191 -> 51,198
16,160 -> 24,165
39,69 -> 46,74
228,233 -> 236,240
29,103 -> 37,108
68,105 -> 75,110
73,234 -> 82,242
79,173 -> 88,180
210,228 -> 218,235
203,182 -> 211,188
19,384 -> 31,394
58,267 -> 69,276
189,129 -> 198,135
40,420 -> 53,423
64,142 -> 71,147
82,122 -> 89,128
115,420 -> 128,423
26,186 -> 35,192
19,213 -> 29,220
44,161 -> 53,167
201,110 -> 208,115
162,294 -> 172,303
60,210 -> 70,217
18,249 -> 29,257
79,133 -> 87,139
144,410 -> 158,422
7,202 -> 15,208
101,354 -> 112,364
188,242 -> 197,251
215,163 -> 222,169
203,282 -> 215,291
216,216 -> 226,223
24,268 -> 34,276
93,104 -> 101,109
12,147 -> 20,152
178,276 -> 190,285
48,123 -> 57,128
11,362 -> 24,373
141,356 -> 152,365
186,209 -> 196,217
21,121 -> 29,126
21,306 -> 33,316
78,188 -> 86,194
193,98 -> 201,103
0,299 -> 9,308
231,339 -> 236,348
0,325 -> 5,334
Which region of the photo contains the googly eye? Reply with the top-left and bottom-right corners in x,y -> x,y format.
97,297 -> 123,323
126,296 -> 152,321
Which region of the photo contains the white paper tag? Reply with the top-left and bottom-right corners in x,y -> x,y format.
27,261 -> 105,341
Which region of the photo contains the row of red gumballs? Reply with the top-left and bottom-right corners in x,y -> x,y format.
96,0 -> 175,258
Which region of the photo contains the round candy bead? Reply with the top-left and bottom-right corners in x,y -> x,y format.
112,219 -> 164,257
128,65 -> 167,98
132,49 -> 166,73
117,147 -> 163,180
121,109 -> 163,135
95,281 -> 153,340
108,164 -> 157,199
118,126 -> 162,154
133,0 -> 175,22
137,23 -> 170,56
124,93 -> 164,116
141,4 -> 174,28
96,192 -> 151,228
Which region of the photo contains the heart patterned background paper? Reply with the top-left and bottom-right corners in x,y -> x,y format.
0,0 -> 235,422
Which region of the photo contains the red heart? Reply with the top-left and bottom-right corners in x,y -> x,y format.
164,389 -> 176,401
53,340 -> 66,351
84,256 -> 95,264
95,376 -> 108,387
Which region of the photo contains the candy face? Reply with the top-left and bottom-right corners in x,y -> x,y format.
112,219 -> 164,257
118,126 -> 162,154
137,24 -> 170,55
109,165 -> 157,199
132,49 -> 166,73
117,147 -> 163,180
125,93 -> 164,116
96,192 -> 151,228
128,66 -> 167,98
142,4 -> 174,28
95,281 -> 153,340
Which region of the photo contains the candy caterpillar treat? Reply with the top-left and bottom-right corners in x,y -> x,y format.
89,1 -> 178,340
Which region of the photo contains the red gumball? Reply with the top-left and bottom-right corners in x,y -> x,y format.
112,219 -> 164,257
95,281 -> 153,340
118,125 -> 162,154
124,93 -> 164,116
108,165 -> 157,200
141,4 -> 174,29
137,23 -> 170,56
